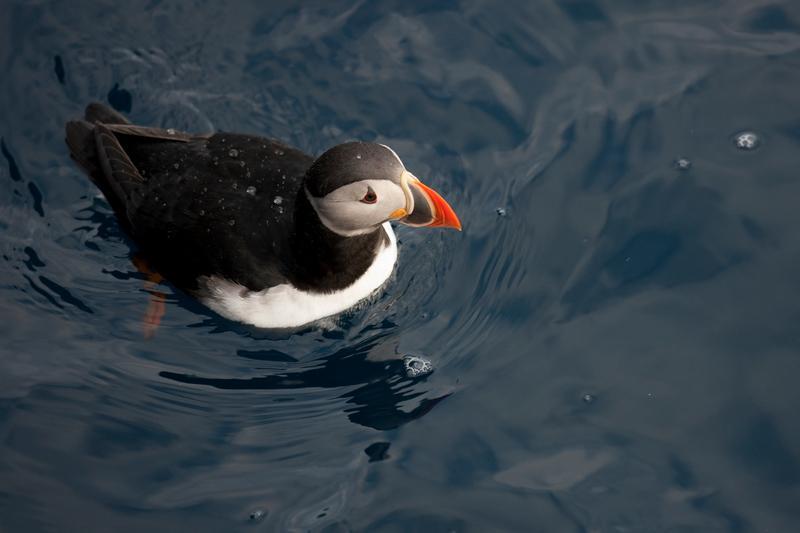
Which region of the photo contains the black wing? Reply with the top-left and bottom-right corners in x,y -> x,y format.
66,103 -> 314,291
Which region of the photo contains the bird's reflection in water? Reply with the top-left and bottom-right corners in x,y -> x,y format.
160,330 -> 449,431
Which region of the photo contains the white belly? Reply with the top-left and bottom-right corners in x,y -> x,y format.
198,223 -> 398,328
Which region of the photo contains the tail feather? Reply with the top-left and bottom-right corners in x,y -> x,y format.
65,101 -> 131,175
65,120 -> 100,179
65,106 -> 137,226
85,102 -> 131,125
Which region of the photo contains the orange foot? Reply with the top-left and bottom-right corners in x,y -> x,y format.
132,255 -> 166,339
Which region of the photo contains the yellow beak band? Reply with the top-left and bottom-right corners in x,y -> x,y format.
389,208 -> 408,219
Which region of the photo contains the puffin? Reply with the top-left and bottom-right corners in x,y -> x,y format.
65,103 -> 461,328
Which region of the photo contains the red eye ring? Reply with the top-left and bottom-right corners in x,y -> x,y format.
361,188 -> 378,204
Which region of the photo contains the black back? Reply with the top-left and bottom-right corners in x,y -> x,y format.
124,132 -> 312,290
66,104 -> 386,294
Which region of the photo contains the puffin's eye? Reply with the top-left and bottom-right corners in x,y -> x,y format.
361,188 -> 378,204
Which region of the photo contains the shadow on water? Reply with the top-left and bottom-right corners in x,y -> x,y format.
161,329 -> 450,431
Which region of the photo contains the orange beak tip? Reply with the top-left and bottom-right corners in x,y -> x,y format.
413,180 -> 462,231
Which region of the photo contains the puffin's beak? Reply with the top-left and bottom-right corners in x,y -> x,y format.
400,173 -> 462,230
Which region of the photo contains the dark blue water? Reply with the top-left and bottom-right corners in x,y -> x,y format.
2,1 -> 800,531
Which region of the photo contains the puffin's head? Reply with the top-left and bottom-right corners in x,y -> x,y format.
304,142 -> 461,237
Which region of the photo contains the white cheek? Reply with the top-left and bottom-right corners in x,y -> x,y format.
324,203 -> 377,231
309,180 -> 406,236
369,179 -> 407,213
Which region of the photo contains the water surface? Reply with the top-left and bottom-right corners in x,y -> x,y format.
2,1 -> 800,531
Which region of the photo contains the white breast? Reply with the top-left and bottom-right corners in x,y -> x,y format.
198,222 -> 398,328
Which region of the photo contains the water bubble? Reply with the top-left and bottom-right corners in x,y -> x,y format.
246,186 -> 257,196
166,128 -> 176,135
673,157 -> 692,171
582,393 -> 595,404
228,148 -> 239,158
356,154 -> 362,160
273,196 -> 283,205
403,355 -> 433,378
173,162 -> 180,170
239,160 -> 246,167
228,219 -> 236,226
496,207 -> 507,217
276,206 -> 284,214
249,510 -> 266,522
198,209 -> 205,216
231,182 -> 238,190
734,131 -> 759,150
